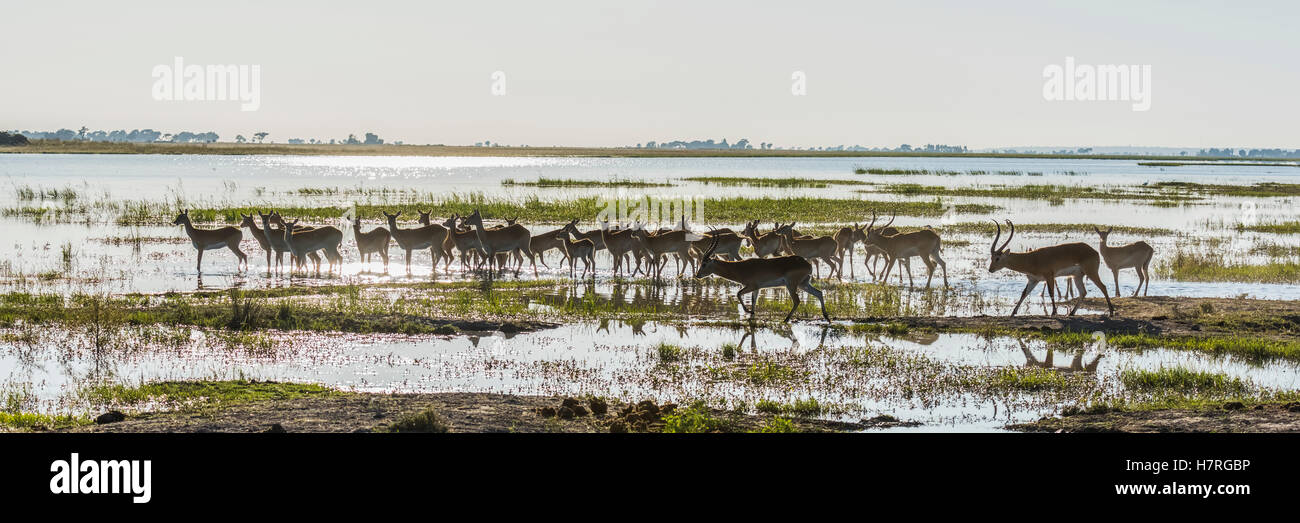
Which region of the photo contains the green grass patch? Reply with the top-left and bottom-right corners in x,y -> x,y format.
868,183 -> 1201,202
656,342 -> 684,363
0,412 -> 92,431
757,416 -> 800,433
500,177 -> 672,188
1119,367 -> 1249,395
682,176 -> 868,188
1238,221 -> 1300,234
661,402 -> 736,433
79,379 -> 337,410
986,367 -> 1070,391
387,408 -> 451,433
1159,250 -> 1300,283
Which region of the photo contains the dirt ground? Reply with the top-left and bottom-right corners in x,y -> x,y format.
56,392 -> 916,433
1010,402 -> 1300,433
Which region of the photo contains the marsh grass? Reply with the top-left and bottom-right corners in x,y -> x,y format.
501,177 -> 673,188
1119,367 -> 1249,395
661,402 -> 737,433
6,193 -> 987,225
758,416 -> 799,433
755,397 -> 827,416
0,411 -> 92,430
682,176 -> 869,188
1238,221 -> 1300,235
656,342 -> 684,363
78,379 -> 336,411
987,367 -> 1069,391
1159,249 -> 1300,283
1153,181 -> 1300,197
867,183 -> 1201,202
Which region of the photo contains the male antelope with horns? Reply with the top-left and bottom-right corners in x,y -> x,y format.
988,219 -> 1114,317
694,234 -> 830,323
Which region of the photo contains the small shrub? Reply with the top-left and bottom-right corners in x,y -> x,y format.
389,408 -> 450,433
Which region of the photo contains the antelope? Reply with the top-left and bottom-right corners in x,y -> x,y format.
437,214 -> 524,272
352,217 -> 391,271
741,220 -> 786,258
280,218 -> 344,276
461,209 -> 534,276
430,214 -> 473,270
174,210 -> 246,273
1095,226 -> 1155,297
261,211 -> 319,273
631,227 -> 703,279
560,232 -> 596,279
989,220 -> 1114,317
694,236 -> 830,323
529,219 -> 580,272
852,224 -> 907,281
774,223 -> 841,280
833,223 -> 867,278
689,230 -> 743,263
383,210 -> 449,275
599,220 -> 642,277
865,213 -> 947,289
238,213 -> 274,271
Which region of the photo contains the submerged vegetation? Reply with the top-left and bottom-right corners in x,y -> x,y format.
867,183 -> 1201,202
681,176 -> 869,188
4,192 -> 995,225
501,178 -> 672,188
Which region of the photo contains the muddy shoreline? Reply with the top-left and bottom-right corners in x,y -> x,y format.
53,391 -> 917,434
1010,401 -> 1300,433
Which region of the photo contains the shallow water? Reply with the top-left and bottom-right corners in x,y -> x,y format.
2,154 -> 1298,431
3,321 -> 1297,431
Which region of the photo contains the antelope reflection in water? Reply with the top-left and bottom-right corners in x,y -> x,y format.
1016,338 -> 1102,372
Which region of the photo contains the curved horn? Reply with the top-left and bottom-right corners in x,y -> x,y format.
868,211 -> 877,232
990,219 -> 1002,254
702,233 -> 720,260
1000,219 -> 1015,252
884,213 -> 896,228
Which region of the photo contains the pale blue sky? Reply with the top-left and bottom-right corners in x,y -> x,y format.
1,0 -> 1296,148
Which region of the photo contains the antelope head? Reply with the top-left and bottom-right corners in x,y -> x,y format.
461,209 -> 484,228
239,213 -> 256,228
172,209 -> 190,226
561,218 -> 581,237
282,218 -> 300,245
865,211 -> 896,244
382,210 -> 401,228
988,219 -> 1015,272
851,223 -> 868,245
1093,225 -> 1113,244
442,214 -> 458,229
693,234 -> 722,279
417,210 -> 433,226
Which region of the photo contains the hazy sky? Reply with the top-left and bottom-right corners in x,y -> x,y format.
2,0 -> 1296,148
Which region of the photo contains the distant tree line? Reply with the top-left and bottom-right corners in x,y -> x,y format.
11,128 -> 219,143
1197,148 -> 1300,158
0,131 -> 30,145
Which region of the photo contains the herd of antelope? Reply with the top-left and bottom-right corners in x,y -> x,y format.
174,208 -> 1155,321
